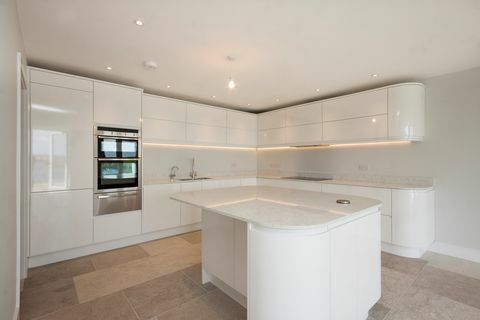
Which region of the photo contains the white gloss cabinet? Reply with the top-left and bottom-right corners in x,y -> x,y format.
227,111 -> 257,147
186,124 -> 227,144
187,104 -> 227,127
30,190 -> 93,256
285,102 -> 322,126
388,84 -> 425,140
323,114 -> 388,142
285,123 -> 323,145
323,89 -> 387,121
30,82 -> 93,192
143,118 -> 186,142
142,95 -> 186,122
257,128 -> 286,146
94,211 -> 142,243
258,110 -> 285,130
180,182 -> 202,225
94,81 -> 142,127
142,184 -> 181,233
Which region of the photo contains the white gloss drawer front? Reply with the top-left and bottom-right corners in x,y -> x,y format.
142,95 -> 186,122
143,118 -> 186,142
285,102 -> 322,126
323,89 -> 387,121
323,114 -> 388,142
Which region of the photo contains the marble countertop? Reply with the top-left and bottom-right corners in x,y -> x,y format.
170,186 -> 381,230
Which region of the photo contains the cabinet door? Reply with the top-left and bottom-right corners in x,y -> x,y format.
143,118 -> 186,142
202,179 -> 241,190
31,83 -> 93,192
381,215 -> 392,243
322,184 -> 391,216
323,89 -> 387,121
227,111 -> 257,131
227,128 -> 257,146
143,95 -> 186,122
388,84 -> 425,140
234,220 -> 248,296
30,190 -> 93,256
323,115 -> 388,142
143,184 -> 181,233
285,102 -> 322,126
94,210 -> 141,243
258,110 -> 286,130
258,128 -> 286,146
94,82 -> 142,127
187,104 -> 226,127
30,69 -> 93,92
186,124 -> 227,144
181,182 -> 202,225
202,210 -> 235,288
285,123 -> 323,145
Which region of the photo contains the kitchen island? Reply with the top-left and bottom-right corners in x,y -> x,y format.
171,186 -> 382,320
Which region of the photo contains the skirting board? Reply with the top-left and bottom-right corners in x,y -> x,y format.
429,241 -> 480,264
381,242 -> 429,259
13,306 -> 19,320
28,223 -> 201,268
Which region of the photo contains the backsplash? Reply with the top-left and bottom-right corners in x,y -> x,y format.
143,145 -> 257,181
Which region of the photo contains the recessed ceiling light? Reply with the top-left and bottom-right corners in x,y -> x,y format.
315,88 -> 320,92
369,73 -> 378,78
212,95 -> 216,98
134,20 -> 144,26
166,85 -> 171,89
247,103 -> 251,106
276,98 -> 280,102
105,66 -> 112,71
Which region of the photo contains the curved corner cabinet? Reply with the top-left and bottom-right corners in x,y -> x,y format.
257,83 -> 425,147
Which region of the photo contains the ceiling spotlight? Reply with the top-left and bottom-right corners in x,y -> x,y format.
247,103 -> 251,106
134,20 -> 144,26
212,95 -> 216,98
315,88 -> 320,92
369,73 -> 378,78
166,85 -> 171,89
228,78 -> 236,89
105,66 -> 112,71
144,61 -> 158,70
276,98 -> 280,102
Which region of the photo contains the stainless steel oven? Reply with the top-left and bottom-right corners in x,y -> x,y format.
94,126 -> 142,215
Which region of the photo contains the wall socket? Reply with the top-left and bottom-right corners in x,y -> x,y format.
358,164 -> 369,171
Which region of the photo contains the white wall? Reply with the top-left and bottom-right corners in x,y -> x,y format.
0,0 -> 24,319
143,145 -> 257,181
258,67 -> 480,257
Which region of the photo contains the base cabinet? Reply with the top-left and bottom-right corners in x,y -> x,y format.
94,210 -> 141,243
143,184 -> 181,233
30,190 -> 93,256
180,182 -> 202,225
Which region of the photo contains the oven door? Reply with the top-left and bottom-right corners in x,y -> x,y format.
95,159 -> 140,192
97,136 -> 139,158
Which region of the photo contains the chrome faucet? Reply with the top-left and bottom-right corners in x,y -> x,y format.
169,166 -> 179,182
189,157 -> 197,180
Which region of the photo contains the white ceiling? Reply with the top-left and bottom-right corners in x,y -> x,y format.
16,0 -> 480,111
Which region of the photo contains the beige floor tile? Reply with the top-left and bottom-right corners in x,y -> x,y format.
181,264 -> 216,291
461,260 -> 480,280
379,266 -> 418,309
73,257 -> 160,303
148,243 -> 201,275
155,289 -> 247,320
179,231 -> 202,245
423,251 -> 480,281
386,286 -> 480,320
124,271 -> 205,320
413,265 -> 480,309
367,302 -> 390,320
91,245 -> 149,270
25,256 -> 95,288
382,252 -> 427,276
20,278 -> 78,320
140,236 -> 193,256
36,292 -> 138,320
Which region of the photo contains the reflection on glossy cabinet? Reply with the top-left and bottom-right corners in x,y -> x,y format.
94,82 -> 142,127
388,84 -> 425,140
180,182 -> 202,225
94,210 -> 141,243
323,114 -> 388,142
143,184 -> 181,233
323,89 -> 387,121
30,82 -> 93,192
30,190 -> 93,256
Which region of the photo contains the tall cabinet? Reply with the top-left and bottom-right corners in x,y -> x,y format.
29,68 -> 94,256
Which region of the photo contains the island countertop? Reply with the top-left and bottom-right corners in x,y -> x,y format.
170,185 -> 382,231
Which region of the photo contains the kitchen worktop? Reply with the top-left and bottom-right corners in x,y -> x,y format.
170,185 -> 381,230
143,174 -> 257,186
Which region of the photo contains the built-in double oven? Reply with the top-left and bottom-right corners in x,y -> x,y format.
94,126 -> 142,216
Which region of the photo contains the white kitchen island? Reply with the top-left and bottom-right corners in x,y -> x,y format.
171,186 -> 382,320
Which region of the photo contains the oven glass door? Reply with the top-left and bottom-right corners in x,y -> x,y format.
98,137 -> 138,158
97,159 -> 139,190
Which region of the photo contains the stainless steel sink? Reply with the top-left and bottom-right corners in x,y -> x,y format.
281,176 -> 333,182
177,177 -> 211,181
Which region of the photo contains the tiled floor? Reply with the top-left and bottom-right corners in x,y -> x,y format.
20,231 -> 480,320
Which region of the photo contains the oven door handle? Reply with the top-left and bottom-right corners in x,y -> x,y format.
97,158 -> 140,161
97,191 -> 140,199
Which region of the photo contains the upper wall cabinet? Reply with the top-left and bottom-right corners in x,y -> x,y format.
94,82 -> 142,128
257,83 -> 425,147
30,69 -> 94,192
141,94 -> 257,147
